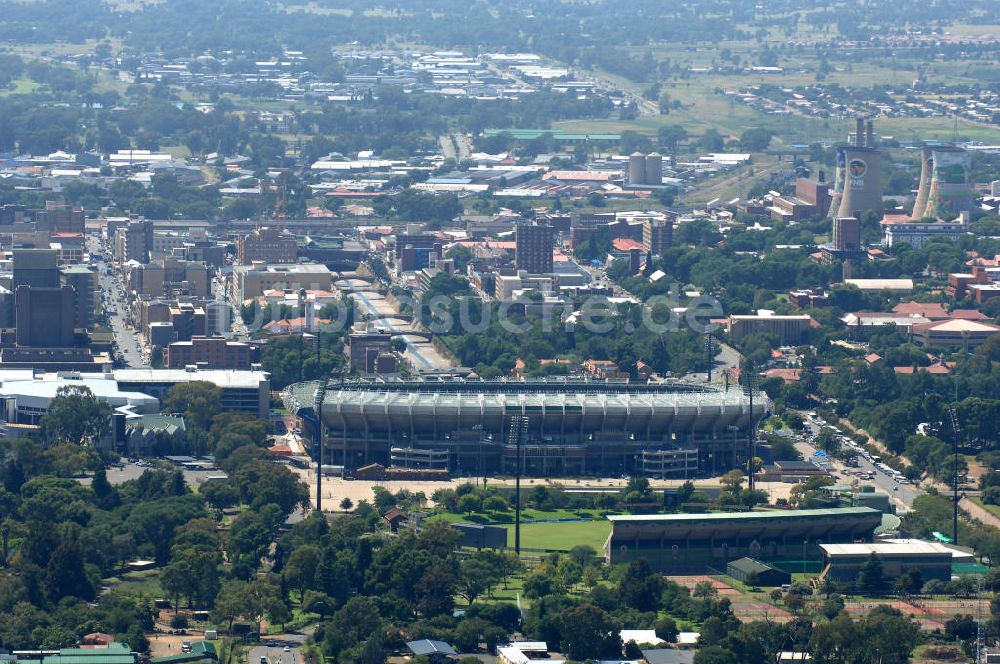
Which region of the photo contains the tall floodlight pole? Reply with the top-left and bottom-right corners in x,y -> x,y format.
705,333 -> 713,383
948,406 -> 961,545
741,360 -> 759,493
314,381 -> 326,512
509,415 -> 528,554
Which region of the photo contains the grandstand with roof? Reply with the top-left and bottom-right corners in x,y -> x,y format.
605,507 -> 884,572
285,377 -> 769,477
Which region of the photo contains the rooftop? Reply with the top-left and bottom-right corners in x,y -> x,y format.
727,557 -> 778,575
819,539 -> 973,558
114,368 -> 270,388
406,640 -> 457,657
844,278 -> 914,291
608,507 -> 879,523
913,319 -> 1000,333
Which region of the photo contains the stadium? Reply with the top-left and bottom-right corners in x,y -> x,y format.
288,378 -> 769,477
605,507 -> 884,572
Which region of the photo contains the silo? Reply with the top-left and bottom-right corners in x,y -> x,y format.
835,146 -> 883,220
628,152 -> 646,186
645,152 -> 663,185
924,147 -> 973,219
912,146 -> 934,219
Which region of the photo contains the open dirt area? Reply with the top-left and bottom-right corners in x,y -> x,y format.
290,468 -> 796,509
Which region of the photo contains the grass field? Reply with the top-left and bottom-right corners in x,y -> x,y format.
970,497 -> 1000,520
103,569 -> 163,598
429,508 -> 613,551
0,77 -> 42,96
502,519 -> 612,551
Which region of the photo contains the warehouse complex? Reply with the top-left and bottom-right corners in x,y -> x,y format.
313,378 -> 768,476
604,507 -> 883,572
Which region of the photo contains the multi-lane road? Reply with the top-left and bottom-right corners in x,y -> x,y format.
794,411 -> 921,511
88,235 -> 148,368
247,633 -> 307,664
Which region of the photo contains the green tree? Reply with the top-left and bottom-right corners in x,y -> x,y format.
283,545 -> 321,601
658,125 -> 688,153
163,381 -> 222,433
458,555 -> 501,604
301,590 -> 336,619
46,538 -> 96,602
654,616 -> 678,642
39,385 -> 112,445
482,494 -> 508,513
91,465 -> 119,510
199,479 -> 238,509
160,559 -> 190,613
619,558 -> 662,612
457,493 -> 481,515
694,646 -> 739,664
822,594 -> 846,620
858,553 -> 885,595
558,604 -> 623,661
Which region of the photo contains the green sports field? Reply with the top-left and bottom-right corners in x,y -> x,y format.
502,519 -> 612,552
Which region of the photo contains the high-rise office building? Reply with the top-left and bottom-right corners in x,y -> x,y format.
165,336 -> 252,369
114,219 -> 154,263
35,201 -> 85,234
61,264 -> 97,331
832,217 -> 861,252
236,227 -> 298,265
14,285 -> 75,347
514,222 -> 554,274
642,218 -> 673,257
12,248 -> 60,290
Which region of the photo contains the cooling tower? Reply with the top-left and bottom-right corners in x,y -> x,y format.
827,147 -> 846,219
912,146 -> 934,219
628,152 -> 646,186
923,147 -> 973,219
835,147 -> 883,219
645,152 -> 663,185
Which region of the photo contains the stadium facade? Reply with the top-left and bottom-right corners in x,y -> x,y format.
605,507 -> 883,572
299,378 -> 768,477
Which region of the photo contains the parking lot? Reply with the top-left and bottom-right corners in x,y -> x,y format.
104,460 -> 226,487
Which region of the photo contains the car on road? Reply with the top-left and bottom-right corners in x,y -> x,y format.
283,647 -> 291,653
